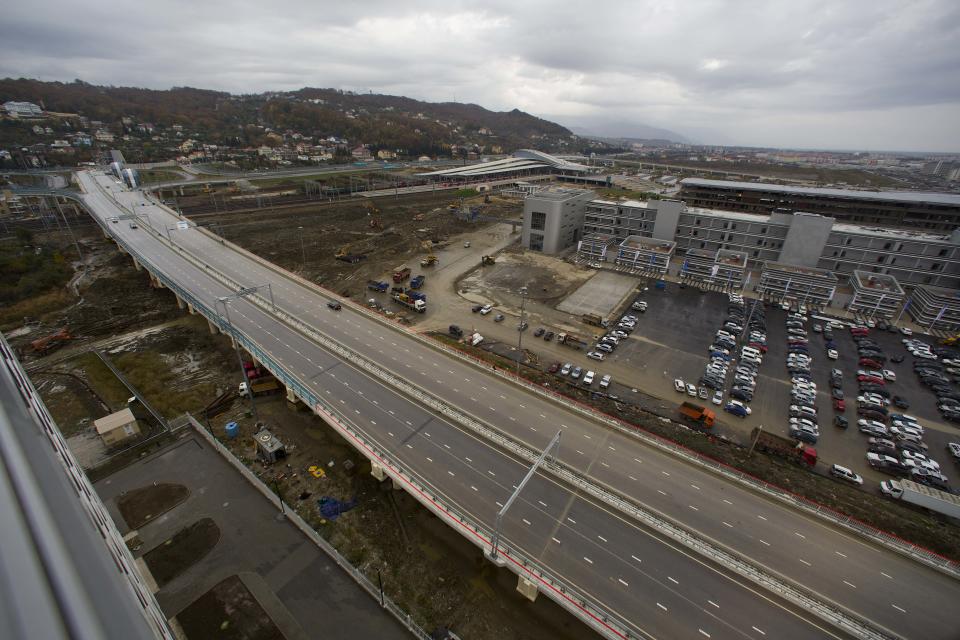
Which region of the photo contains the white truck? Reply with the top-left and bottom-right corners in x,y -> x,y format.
880,479 -> 960,519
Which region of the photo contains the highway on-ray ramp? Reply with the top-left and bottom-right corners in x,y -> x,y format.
82,171 -> 959,639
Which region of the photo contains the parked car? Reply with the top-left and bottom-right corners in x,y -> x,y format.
674,379 -> 686,393
830,464 -> 864,485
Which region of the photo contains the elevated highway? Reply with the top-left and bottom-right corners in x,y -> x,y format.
77,170 -> 960,639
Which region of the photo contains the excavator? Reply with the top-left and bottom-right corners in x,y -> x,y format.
31,327 -> 72,355
365,201 -> 382,230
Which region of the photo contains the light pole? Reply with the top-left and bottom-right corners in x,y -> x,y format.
298,226 -> 306,272
516,286 -> 528,377
215,296 -> 260,425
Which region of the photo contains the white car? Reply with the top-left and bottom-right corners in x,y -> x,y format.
712,390 -> 723,405
586,351 -> 606,361
674,379 -> 685,393
830,464 -> 864,485
882,369 -> 896,381
599,374 -> 611,389
827,349 -> 838,360
583,371 -> 596,385
480,304 -> 493,315
899,327 -> 913,336
686,383 -> 698,397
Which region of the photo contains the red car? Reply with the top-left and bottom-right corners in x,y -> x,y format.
851,327 -> 869,336
833,398 -> 846,411
748,342 -> 768,353
857,374 -> 885,385
859,358 -> 882,369
548,361 -> 562,374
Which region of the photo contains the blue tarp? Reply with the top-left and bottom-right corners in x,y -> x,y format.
317,496 -> 357,520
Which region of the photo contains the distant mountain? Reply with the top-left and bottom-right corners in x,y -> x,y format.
544,114 -> 691,144
0,78 -> 575,157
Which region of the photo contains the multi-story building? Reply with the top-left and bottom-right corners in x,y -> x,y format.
848,271 -> 905,319
907,285 -> 960,331
681,248 -> 748,289
3,100 -> 43,118
521,187 -> 596,254
582,199 -> 684,243
679,177 -> 960,232
614,236 -> 675,275
757,262 -> 838,310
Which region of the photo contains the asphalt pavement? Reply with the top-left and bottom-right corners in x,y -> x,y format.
79,171 -> 960,639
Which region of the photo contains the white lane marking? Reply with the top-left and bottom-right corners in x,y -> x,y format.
668,576 -> 678,584
447,471 -> 455,477
488,470 -> 496,477
757,515 -> 767,521
661,470 -> 670,476
690,484 -> 700,490
426,457 -> 433,462
633,457 -> 643,464
540,413 -> 546,419
656,603 -> 667,612
752,626 -> 766,636
881,572 -> 894,580
519,404 -> 525,408
688,505 -> 699,511
465,457 -> 472,463
628,475 -> 637,481
522,519 -> 531,526
708,600 -> 719,609
424,432 -> 432,438
583,556 -> 593,564
386,430 -> 392,436
597,535 -> 607,543
538,500 -> 548,507
552,537 -> 561,544
699,630 -> 710,638
891,604 -> 906,613
405,444 -> 413,449
443,444 -> 451,449
799,558 -> 811,566
794,532 -> 806,539
496,501 -> 503,508
758,539 -> 770,546
618,578 -> 629,587
722,522 -> 733,528
583,434 -> 592,440
608,445 -> 616,451
657,489 -> 667,495
509,416 -> 516,421
561,424 -> 568,429
630,555 -> 642,563
843,580 -> 857,589
470,486 -> 478,492
567,517 -> 577,525
723,499 -> 733,505
835,551 -> 847,558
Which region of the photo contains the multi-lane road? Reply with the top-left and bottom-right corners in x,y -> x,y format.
78,171 -> 959,639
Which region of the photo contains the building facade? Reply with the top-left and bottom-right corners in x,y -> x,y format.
907,285 -> 960,331
848,271 -> 905,319
521,187 -> 595,254
680,177 -> 960,232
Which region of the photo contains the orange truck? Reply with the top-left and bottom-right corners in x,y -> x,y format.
678,402 -> 716,428
392,266 -> 411,282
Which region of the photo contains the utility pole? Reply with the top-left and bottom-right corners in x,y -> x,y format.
516,286 -> 528,377
216,297 -> 260,425
298,226 -> 306,271
748,424 -> 763,457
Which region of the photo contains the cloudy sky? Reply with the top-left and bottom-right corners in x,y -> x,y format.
2,0 -> 959,152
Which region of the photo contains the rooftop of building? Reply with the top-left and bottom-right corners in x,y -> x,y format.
852,270 -> 905,295
619,235 -> 676,252
830,222 -> 953,244
717,249 -> 749,268
683,205 -> 785,225
587,199 -> 652,209
762,261 -> 839,281
684,248 -> 715,260
93,407 -> 136,435
681,177 -> 960,207
581,232 -> 617,245
915,284 -> 960,301
531,186 -> 593,202
419,149 -> 588,178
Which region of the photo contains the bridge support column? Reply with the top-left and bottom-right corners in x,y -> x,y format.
208,320 -> 219,335
370,463 -> 387,482
132,256 -> 141,271
285,387 -> 302,408
103,228 -> 110,239
516,576 -> 539,602
187,303 -> 197,315
175,294 -> 185,310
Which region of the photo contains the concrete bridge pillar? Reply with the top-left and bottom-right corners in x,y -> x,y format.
285,387 -> 301,407
208,320 -> 219,335
187,303 -> 197,315
175,294 -> 185,310
103,228 -> 111,239
516,576 -> 539,602
132,257 -> 142,271
370,463 -> 387,482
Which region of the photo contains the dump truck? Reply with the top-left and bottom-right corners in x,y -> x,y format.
392,266 -> 412,282
239,377 -> 280,398
880,480 -> 960,519
367,280 -> 389,292
420,255 -> 438,267
392,293 -> 426,313
30,327 -> 72,355
678,402 -> 715,428
749,428 -> 817,467
407,291 -> 427,302
583,313 -> 606,327
410,275 -> 425,289
556,333 -> 586,350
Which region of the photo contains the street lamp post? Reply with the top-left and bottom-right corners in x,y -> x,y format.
298,226 -> 306,272
216,296 -> 260,425
516,286 -> 528,377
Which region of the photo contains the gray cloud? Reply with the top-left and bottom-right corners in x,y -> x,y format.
1,0 -> 958,151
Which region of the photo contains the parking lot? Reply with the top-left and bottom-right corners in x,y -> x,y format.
560,283 -> 960,491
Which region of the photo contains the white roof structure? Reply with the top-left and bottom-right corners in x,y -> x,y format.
682,177 -> 960,207
418,149 -> 588,179
93,407 -> 136,435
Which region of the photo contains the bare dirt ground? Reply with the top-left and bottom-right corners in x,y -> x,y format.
117,482 -> 190,529
176,575 -> 284,640
459,247 -> 594,307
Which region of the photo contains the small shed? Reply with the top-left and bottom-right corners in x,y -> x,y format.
255,429 -> 286,463
93,408 -> 142,447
